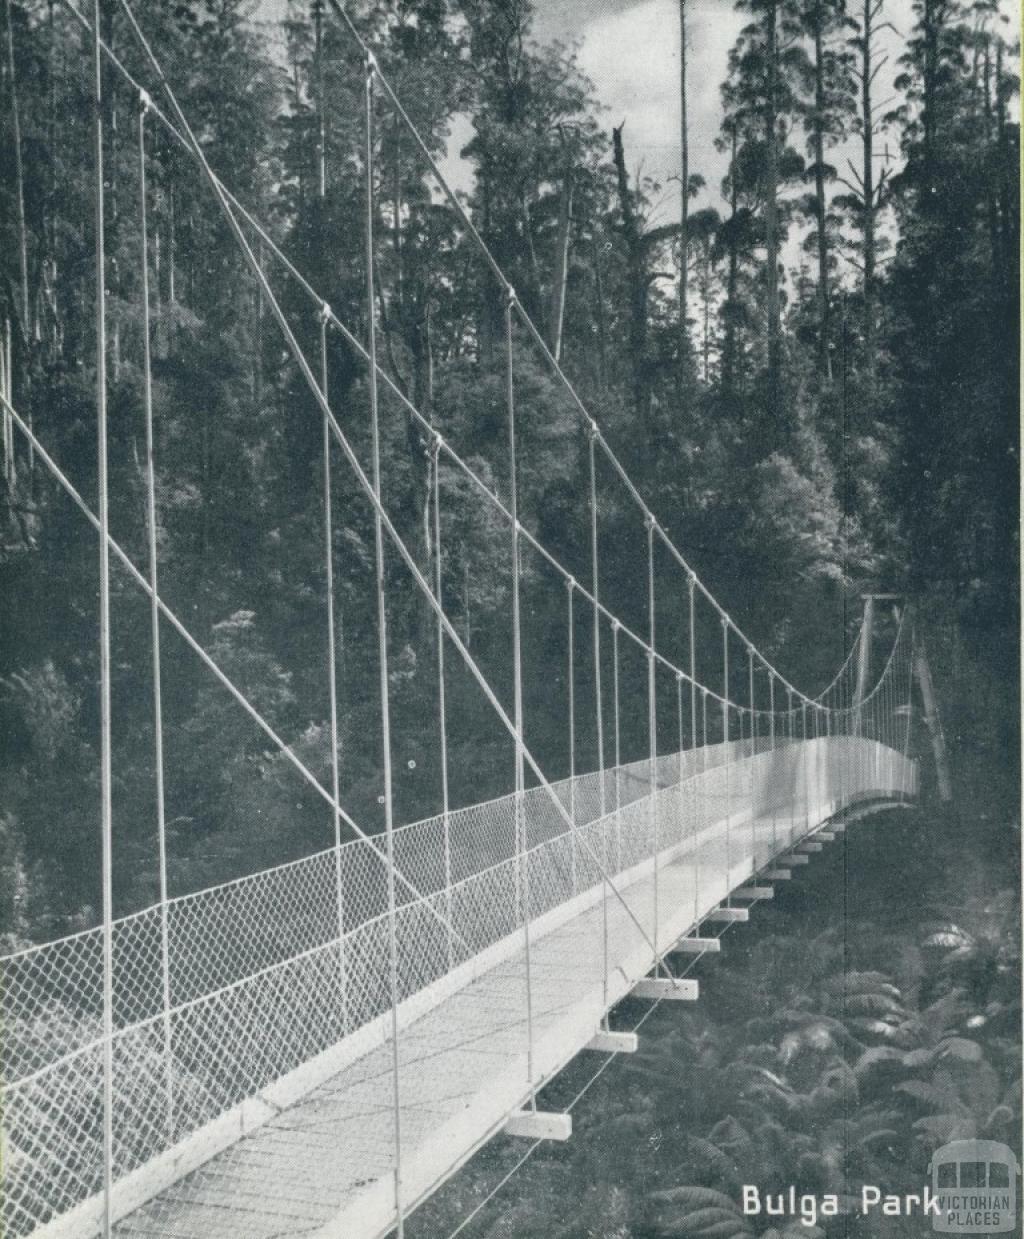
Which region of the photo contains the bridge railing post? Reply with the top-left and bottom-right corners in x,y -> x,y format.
429,438 -> 454,972
567,578 -> 577,897
613,620 -> 622,877
747,645 -> 756,866
721,617 -> 731,894
676,670 -> 685,847
766,673 -> 775,856
646,514 -> 659,955
89,0 -> 116,1229
362,49 -> 405,1232
801,700 -> 810,839
503,286 -> 538,1110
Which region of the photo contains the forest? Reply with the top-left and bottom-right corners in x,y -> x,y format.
0,0 -> 1018,948
0,0 -> 1020,1234
412,806 -> 1022,1239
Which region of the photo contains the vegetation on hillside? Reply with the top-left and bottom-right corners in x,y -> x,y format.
0,0 -> 1018,945
410,811 -> 1021,1239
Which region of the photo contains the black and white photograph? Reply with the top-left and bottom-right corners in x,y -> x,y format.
0,0 -> 1020,1236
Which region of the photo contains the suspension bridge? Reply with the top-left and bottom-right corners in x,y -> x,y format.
1,3 -> 922,1237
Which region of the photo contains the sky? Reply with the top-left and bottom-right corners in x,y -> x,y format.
256,0 -> 1014,274
259,0 -> 909,249
530,0 -> 746,228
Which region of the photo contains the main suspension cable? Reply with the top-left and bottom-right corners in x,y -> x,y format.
57,0 -> 861,719
136,93 -> 174,1144
111,0 -> 686,981
323,0 -> 857,714
92,0 -> 114,1229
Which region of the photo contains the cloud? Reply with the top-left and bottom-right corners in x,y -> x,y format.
567,0 -> 742,221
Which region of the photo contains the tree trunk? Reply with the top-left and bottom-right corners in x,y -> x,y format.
860,0 -> 877,383
520,193 -> 543,319
549,154 -> 574,364
4,0 -> 30,346
701,252 -> 712,384
592,234 -> 608,392
764,0 -> 781,397
100,0 -> 120,382
812,16 -> 832,380
314,0 -> 326,201
478,160 -> 496,362
722,130 -> 740,396
678,0 -> 690,374
612,123 -> 650,424
168,185 -> 177,307
254,239 -> 264,405
921,0 -> 938,187
995,40 -> 1016,289
982,41 -> 1000,286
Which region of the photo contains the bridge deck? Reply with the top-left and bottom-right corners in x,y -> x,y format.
7,738 -> 914,1239
111,800 -> 809,1239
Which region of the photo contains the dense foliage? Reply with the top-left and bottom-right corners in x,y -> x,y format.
0,0 -> 1018,947
411,811 -> 1021,1239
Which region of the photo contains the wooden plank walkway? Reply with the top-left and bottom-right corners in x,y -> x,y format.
111,787 -> 828,1239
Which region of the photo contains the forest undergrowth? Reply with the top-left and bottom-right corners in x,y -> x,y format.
412,801 -> 1022,1239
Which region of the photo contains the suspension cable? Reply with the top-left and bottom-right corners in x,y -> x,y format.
361,54 -> 405,1233
646,516 -> 660,964
590,430 -> 615,1009
55,0 -> 715,708
65,0 -> 858,719
9,366 -> 681,1005
689,575 -> 699,925
321,0 -> 859,715
588,430 -> 606,802
114,0 -> 639,970
0,390 -> 474,950
1,319 -> 11,483
612,619 -> 622,875
137,94 -> 174,1143
676,672 -> 684,797
92,1 -> 114,1230
567,578 -> 577,891
802,701 -> 810,830
747,645 -> 755,861
768,673 -> 776,855
432,441 -> 454,967
77,0 -> 907,1025
721,619 -> 730,897
505,290 -> 537,1109
901,621 -> 914,784
319,303 -> 348,1028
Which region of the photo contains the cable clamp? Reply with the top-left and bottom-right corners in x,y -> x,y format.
505,284 -> 517,307
139,88 -> 152,115
319,300 -> 332,326
586,419 -> 599,442
611,618 -> 620,633
687,568 -> 697,587
428,433 -> 442,460
721,614 -> 730,629
364,50 -> 378,76
566,576 -> 575,593
644,512 -> 656,533
676,670 -> 684,683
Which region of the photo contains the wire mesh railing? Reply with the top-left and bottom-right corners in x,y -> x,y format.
0,5 -> 924,1236
1,731 -> 917,1239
